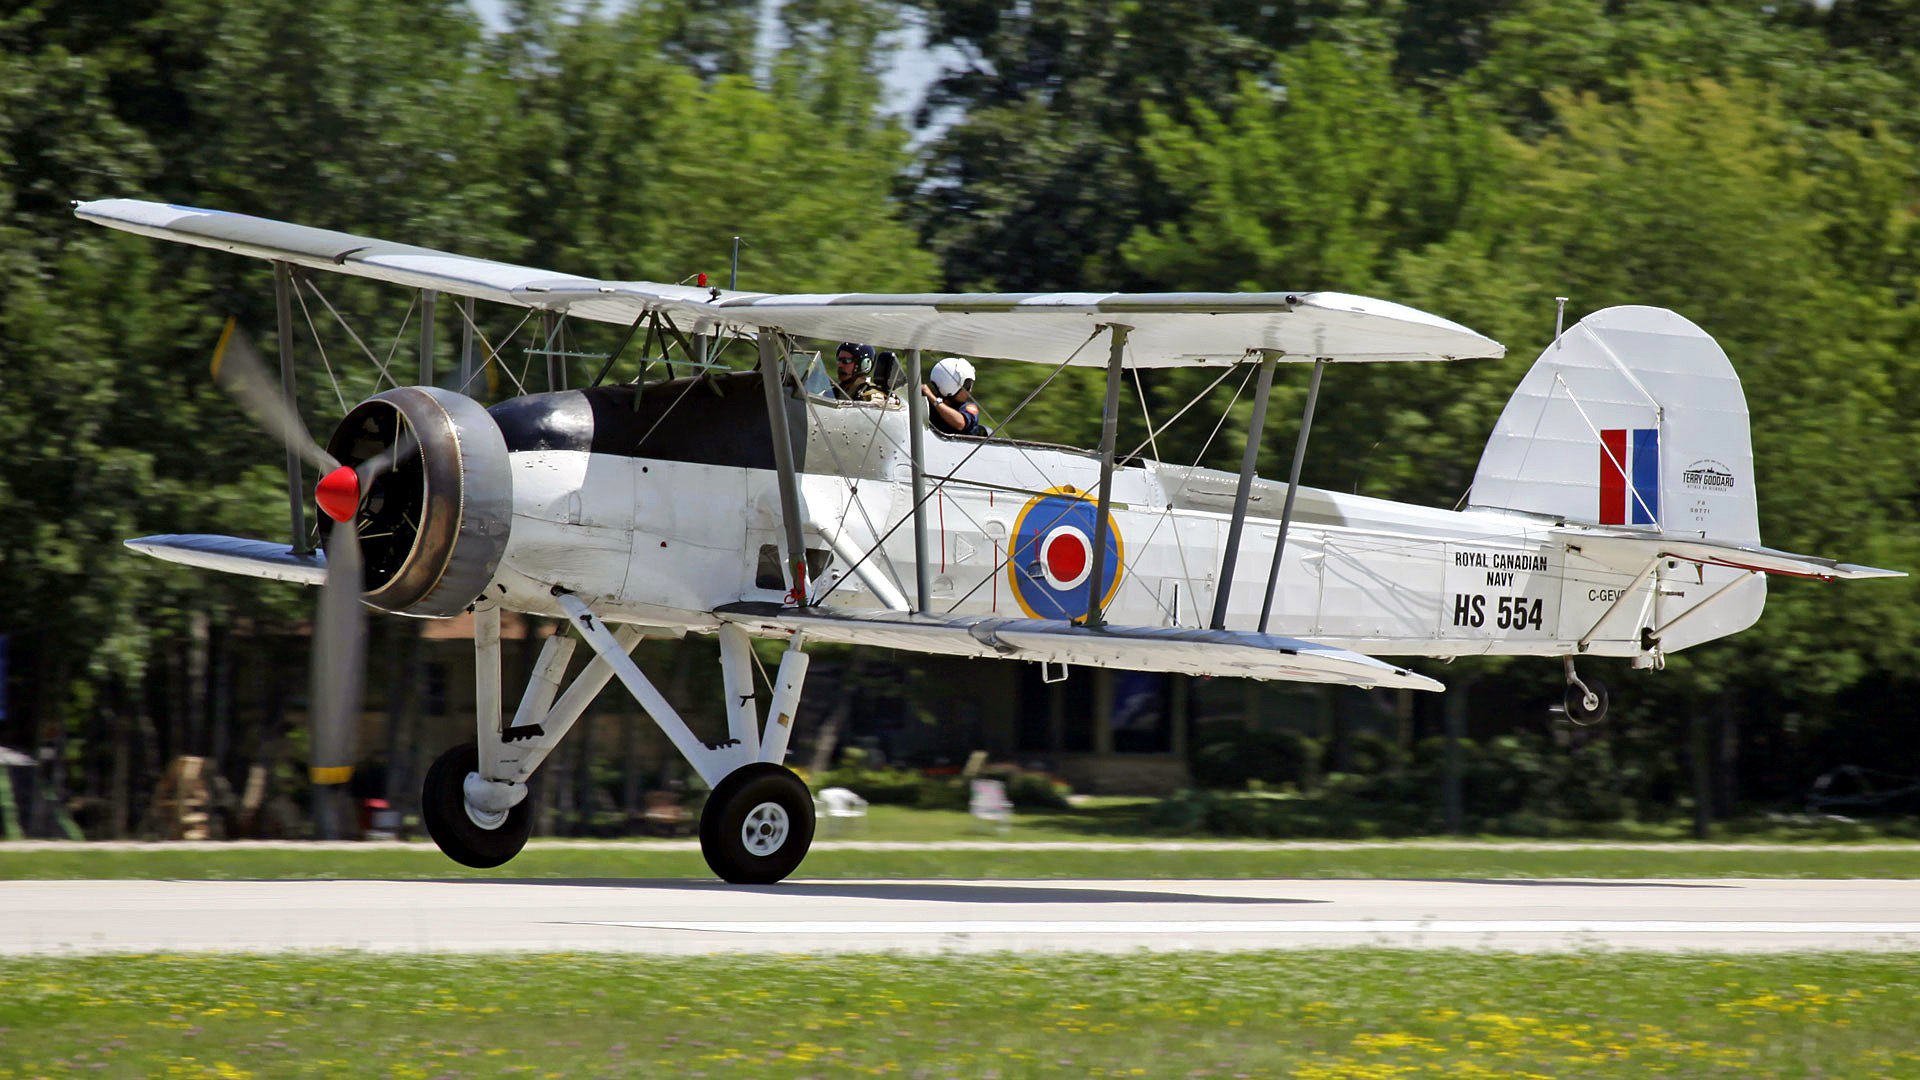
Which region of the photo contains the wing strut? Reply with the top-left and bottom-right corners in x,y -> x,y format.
272,262 -> 311,554
1083,324 -> 1131,628
1210,349 -> 1279,628
1258,356 -> 1327,632
458,296 -> 475,393
757,328 -> 810,605
419,289 -> 437,385
906,347 -> 934,612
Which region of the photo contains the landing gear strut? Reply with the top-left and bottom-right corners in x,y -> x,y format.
423,598 -> 819,882
1562,656 -> 1608,725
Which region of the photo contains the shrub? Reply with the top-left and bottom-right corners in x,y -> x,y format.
1157,730 -> 1656,838
1190,725 -> 1321,790
992,766 -> 1072,810
916,777 -> 967,810
814,765 -> 924,805
917,765 -> 1073,811
1342,731 -> 1407,776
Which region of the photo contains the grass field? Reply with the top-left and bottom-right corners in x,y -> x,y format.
2,950 -> 1915,1078
5,839 -> 1920,881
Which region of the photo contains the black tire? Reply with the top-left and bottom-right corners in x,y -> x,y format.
1564,678 -> 1609,726
699,763 -> 815,884
421,742 -> 534,869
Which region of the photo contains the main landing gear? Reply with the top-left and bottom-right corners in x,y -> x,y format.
422,743 -> 534,868
699,763 -> 816,884
420,598 -> 818,884
1561,656 -> 1608,725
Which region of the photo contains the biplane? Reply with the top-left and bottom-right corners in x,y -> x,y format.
76,198 -> 1901,883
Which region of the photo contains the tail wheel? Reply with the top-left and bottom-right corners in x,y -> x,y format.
422,742 -> 534,869
699,763 -> 815,884
1564,678 -> 1609,726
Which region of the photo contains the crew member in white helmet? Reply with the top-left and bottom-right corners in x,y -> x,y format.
923,357 -> 987,436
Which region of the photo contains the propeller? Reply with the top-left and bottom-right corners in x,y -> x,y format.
210,318 -> 398,786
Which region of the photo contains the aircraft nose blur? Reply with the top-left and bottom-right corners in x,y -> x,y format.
315,465 -> 360,523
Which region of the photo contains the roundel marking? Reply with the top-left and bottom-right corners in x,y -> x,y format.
1008,487 -> 1123,620
1041,526 -> 1091,588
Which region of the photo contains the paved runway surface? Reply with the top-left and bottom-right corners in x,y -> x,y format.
6,878 -> 1920,954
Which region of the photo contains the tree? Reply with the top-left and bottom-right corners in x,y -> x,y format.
910,0 -> 1342,290
497,5 -> 934,294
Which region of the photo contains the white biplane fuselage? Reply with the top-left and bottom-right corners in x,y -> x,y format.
485,377 -> 1755,661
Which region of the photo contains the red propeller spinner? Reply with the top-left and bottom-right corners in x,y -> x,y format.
315,465 -> 360,523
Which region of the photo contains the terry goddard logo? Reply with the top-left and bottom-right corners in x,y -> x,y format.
1683,459 -> 1736,491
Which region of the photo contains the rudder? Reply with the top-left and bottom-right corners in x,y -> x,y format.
1468,306 -> 1760,544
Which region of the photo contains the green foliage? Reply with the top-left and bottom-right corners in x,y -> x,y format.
1125,47 -> 1494,294
910,0 -> 1330,291
0,0 -> 935,805
917,764 -> 1073,811
988,765 -> 1073,810
9,951 -> 1920,1077
1160,731 -> 1666,838
1190,722 -> 1321,790
497,6 -> 932,292
814,763 -> 925,805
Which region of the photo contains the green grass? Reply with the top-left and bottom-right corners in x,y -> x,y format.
3,950 -> 1916,1078
832,801 -> 1920,845
6,843 -> 1920,881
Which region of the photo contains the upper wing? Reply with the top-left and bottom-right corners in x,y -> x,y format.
716,602 -> 1443,692
75,199 -> 1504,367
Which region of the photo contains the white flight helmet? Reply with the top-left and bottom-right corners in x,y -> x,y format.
930,356 -> 975,397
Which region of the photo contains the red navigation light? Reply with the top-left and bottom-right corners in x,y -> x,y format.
696,272 -> 708,287
315,465 -> 360,523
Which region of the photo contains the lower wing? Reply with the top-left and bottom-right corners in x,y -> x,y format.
716,602 -> 1442,692
126,534 -> 328,586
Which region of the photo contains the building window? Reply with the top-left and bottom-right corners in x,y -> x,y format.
1110,671 -> 1171,754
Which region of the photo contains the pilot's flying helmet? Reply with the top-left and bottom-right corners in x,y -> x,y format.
930,356 -> 975,397
835,342 -> 875,374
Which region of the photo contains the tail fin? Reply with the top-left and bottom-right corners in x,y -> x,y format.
1469,305 -> 1759,544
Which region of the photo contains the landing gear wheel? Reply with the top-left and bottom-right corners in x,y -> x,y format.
422,742 -> 534,869
699,763 -> 815,884
1564,678 -> 1609,726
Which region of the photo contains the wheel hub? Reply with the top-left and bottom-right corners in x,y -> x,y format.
741,801 -> 790,856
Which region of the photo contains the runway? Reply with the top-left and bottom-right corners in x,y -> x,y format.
6,877 -> 1920,954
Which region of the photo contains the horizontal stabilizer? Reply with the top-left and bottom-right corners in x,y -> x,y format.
126,534 -> 328,585
715,603 -> 1443,692
1558,529 -> 1904,581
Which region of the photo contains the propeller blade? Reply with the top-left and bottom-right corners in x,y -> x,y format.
210,318 -> 339,473
308,515 -> 366,785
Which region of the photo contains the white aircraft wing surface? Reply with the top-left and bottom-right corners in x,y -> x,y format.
74,199 -> 1503,367
1557,530 -> 1904,581
127,534 -> 329,586
715,603 -> 1443,692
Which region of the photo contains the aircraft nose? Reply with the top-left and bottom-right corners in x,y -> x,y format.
315,465 -> 360,523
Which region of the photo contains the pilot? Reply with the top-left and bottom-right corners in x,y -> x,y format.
924,357 -> 987,436
832,342 -> 886,403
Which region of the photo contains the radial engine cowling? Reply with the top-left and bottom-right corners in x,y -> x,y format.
324,386 -> 512,617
